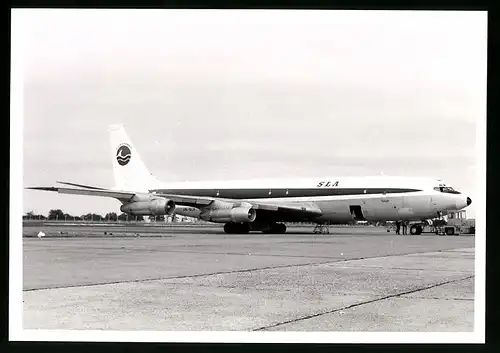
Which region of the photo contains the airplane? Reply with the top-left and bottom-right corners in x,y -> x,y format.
27,125 -> 472,235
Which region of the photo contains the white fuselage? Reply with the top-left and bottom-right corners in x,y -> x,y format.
150,175 -> 469,223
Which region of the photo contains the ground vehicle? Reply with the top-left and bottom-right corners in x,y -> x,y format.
423,210 -> 475,235
384,210 -> 475,236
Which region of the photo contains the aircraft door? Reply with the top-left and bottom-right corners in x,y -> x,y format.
430,195 -> 438,209
349,205 -> 366,221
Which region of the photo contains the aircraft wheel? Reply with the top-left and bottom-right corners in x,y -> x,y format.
224,222 -> 250,234
270,223 -> 286,234
224,223 -> 234,234
262,223 -> 275,234
276,223 -> 287,234
240,223 -> 250,234
263,223 -> 287,234
410,224 -> 422,235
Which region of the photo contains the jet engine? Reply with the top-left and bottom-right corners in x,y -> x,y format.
120,198 -> 176,216
201,206 -> 257,223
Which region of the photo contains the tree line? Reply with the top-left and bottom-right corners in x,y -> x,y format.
23,209 -> 178,222
23,209 -> 389,226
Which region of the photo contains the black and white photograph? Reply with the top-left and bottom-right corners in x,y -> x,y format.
10,9 -> 486,343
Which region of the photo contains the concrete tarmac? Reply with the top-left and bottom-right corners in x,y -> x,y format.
23,225 -> 475,331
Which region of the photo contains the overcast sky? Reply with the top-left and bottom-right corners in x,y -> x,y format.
18,10 -> 486,218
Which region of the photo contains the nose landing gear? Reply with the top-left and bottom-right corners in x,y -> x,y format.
410,224 -> 423,235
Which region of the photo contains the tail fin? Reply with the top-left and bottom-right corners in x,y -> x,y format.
109,125 -> 161,192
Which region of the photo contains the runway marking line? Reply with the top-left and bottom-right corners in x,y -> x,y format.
252,275 -> 475,331
399,296 -> 474,301
23,247 -> 474,292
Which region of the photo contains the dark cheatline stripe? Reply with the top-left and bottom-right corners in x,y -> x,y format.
150,188 -> 421,199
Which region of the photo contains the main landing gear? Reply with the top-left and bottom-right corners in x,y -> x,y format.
223,222 -> 287,234
223,222 -> 250,234
262,223 -> 287,234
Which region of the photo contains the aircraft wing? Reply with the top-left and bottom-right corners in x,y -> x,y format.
25,186 -> 213,205
27,184 -> 323,220
251,201 -> 323,221
153,192 -> 323,219
26,186 -> 137,202
27,184 -> 225,207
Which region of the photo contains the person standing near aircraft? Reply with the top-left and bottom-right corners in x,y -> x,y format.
402,221 -> 408,235
395,221 -> 401,235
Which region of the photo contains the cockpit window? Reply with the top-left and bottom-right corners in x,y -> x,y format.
433,186 -> 461,194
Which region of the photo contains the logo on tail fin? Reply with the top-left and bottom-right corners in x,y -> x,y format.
116,144 -> 131,166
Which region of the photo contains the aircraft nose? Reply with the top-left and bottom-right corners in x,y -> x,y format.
467,197 -> 472,206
